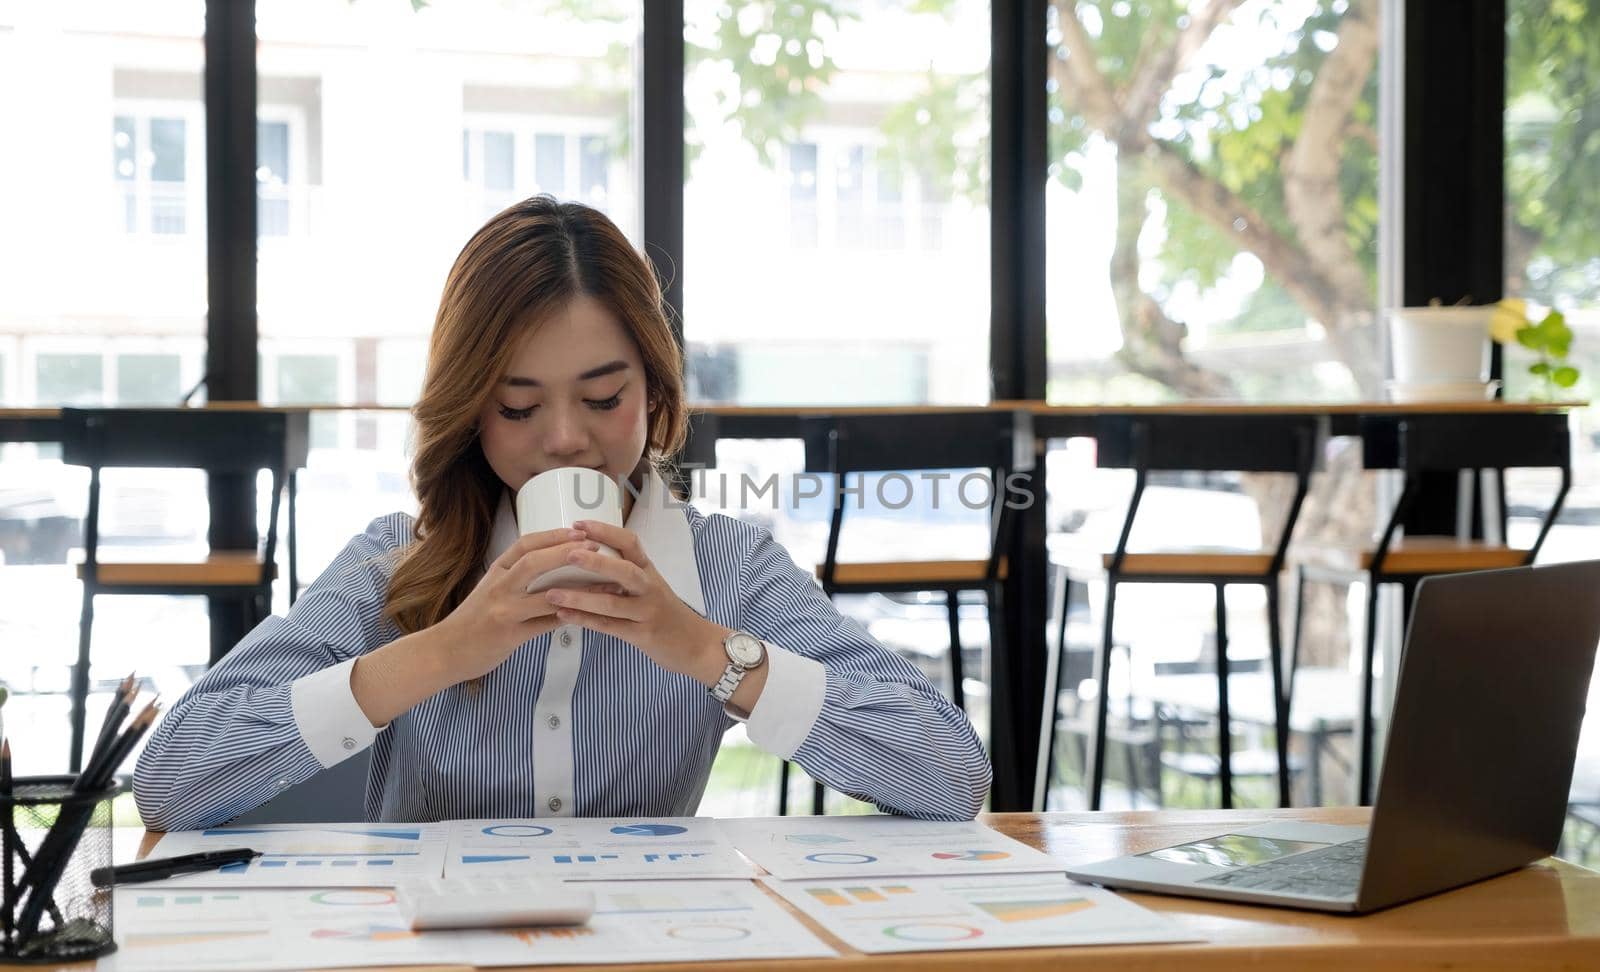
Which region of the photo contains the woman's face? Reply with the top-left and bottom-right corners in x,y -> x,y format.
477,294 -> 652,495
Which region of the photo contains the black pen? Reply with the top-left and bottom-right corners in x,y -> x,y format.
89,848 -> 261,888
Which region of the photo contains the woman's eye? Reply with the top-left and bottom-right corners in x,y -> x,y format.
497,403 -> 537,421
586,393 -> 622,411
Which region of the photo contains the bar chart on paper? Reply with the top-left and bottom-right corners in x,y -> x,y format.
445,817 -> 755,880
767,875 -> 1196,954
146,823 -> 448,887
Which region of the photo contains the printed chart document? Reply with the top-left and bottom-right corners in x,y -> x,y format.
766,874 -> 1197,953
100,887 -> 463,971
720,815 -> 1065,879
466,880 -> 834,966
146,822 -> 448,887
102,881 -> 833,971
445,817 -> 755,880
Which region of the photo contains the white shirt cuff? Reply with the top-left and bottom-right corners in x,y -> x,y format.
726,641 -> 824,760
290,658 -> 384,769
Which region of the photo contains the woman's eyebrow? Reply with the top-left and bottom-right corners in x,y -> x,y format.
502,361 -> 630,387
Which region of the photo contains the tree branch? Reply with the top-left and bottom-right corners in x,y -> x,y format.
1049,0 -> 1120,129
1144,143 -> 1344,326
1109,155 -> 1235,398
1281,0 -> 1380,319
1120,0 -> 1247,139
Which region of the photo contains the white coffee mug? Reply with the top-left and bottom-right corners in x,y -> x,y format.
515,467 -> 624,593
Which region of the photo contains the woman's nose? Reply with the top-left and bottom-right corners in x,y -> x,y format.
541,405 -> 589,456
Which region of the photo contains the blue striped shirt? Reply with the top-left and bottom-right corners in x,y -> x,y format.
133,481 -> 990,829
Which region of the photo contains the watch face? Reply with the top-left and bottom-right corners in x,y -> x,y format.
726,633 -> 765,667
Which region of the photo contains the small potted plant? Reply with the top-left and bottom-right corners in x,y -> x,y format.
1489,299 -> 1583,399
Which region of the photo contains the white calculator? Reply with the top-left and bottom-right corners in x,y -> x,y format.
395,876 -> 596,931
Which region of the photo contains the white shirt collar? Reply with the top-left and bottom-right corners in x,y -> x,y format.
486,468 -> 706,615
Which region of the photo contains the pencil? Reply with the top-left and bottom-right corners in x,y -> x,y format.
83,675 -> 136,786
16,702 -> 160,941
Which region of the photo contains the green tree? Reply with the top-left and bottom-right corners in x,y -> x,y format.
1506,0 -> 1600,307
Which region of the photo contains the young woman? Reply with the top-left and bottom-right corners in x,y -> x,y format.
134,197 -> 990,829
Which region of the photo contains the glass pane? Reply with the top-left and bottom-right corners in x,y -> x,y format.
1044,2 -> 1380,403
683,1 -> 992,407
258,119 -> 291,237
534,132 -> 566,194
254,2 -> 641,599
1039,1 -> 1385,811
578,133 -> 609,208
35,353 -> 103,406
482,130 -> 515,192
148,117 -> 187,182
1,3 -> 208,778
115,352 -> 182,405
1506,0 -> 1600,866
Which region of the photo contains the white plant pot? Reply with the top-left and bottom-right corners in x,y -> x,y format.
1387,306 -> 1492,396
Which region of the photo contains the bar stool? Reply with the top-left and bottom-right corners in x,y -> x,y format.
60,407 -> 308,772
778,410 -> 1019,814
1039,413 -> 1323,810
1295,413 -> 1571,804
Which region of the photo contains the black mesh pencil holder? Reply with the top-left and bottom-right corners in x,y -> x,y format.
2,775 -> 121,964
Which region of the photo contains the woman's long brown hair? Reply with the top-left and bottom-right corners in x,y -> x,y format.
385,196 -> 687,635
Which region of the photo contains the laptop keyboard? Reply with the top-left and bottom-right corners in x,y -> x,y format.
1196,839 -> 1367,898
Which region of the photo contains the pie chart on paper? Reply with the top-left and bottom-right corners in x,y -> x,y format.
931,850 -> 1011,862
610,824 -> 688,837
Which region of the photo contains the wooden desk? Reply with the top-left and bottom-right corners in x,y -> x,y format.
120,807 -> 1598,971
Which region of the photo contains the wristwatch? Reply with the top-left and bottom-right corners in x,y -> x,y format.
709,630 -> 767,704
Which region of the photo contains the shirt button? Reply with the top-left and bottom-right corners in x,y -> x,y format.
547,797 -> 563,813
546,715 -> 561,730
276,779 -> 290,789
341,737 -> 356,751
559,630 -> 574,647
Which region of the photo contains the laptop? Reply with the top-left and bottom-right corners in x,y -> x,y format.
1065,559 -> 1600,914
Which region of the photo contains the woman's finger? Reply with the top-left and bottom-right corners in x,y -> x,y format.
544,588 -> 643,622
504,540 -> 599,592
552,606 -> 634,640
564,549 -> 648,594
572,520 -> 651,569
492,528 -> 587,571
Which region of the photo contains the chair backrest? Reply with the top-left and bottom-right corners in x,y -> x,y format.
1360,413 -> 1570,472
812,410 -> 1017,475
229,750 -> 372,825
1095,413 -> 1325,473
807,411 -> 1019,585
1097,414 -> 1324,572
60,408 -> 309,473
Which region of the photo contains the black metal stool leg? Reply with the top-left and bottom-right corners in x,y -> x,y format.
810,780 -> 825,815
945,590 -> 966,714
1358,573 -> 1381,805
68,584 -> 96,773
1215,583 -> 1233,809
778,761 -> 790,816
1265,578 -> 1291,807
1089,579 -> 1118,810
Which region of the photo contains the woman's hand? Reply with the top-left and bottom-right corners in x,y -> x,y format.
542,519 -> 732,686
438,528 -> 600,682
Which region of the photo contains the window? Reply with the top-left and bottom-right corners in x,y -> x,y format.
113,113 -> 194,235
257,119 -> 290,237
684,1 -> 991,407
463,124 -> 624,229
34,353 -> 103,406
1044,2 -> 1381,403
115,352 -> 182,406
